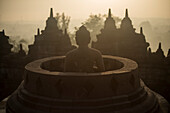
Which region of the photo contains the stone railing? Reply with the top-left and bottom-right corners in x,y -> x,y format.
6,55 -> 160,113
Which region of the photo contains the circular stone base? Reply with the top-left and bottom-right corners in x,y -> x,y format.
6,56 -> 168,113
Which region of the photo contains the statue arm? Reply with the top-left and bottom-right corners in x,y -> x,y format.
96,54 -> 105,72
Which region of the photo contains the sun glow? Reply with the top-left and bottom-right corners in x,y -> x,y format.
0,0 -> 169,21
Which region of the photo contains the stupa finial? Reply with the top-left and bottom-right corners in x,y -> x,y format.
50,8 -> 53,17
158,42 -> 162,49
125,9 -> 128,17
37,28 -> 40,35
108,8 -> 111,18
140,27 -> 143,35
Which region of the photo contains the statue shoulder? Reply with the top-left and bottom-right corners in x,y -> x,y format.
89,48 -> 102,56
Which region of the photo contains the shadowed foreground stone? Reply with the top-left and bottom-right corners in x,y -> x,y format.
6,55 -> 167,113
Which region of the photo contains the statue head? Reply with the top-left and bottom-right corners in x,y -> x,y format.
75,25 -> 91,46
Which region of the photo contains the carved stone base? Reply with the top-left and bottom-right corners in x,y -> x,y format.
6,56 -> 164,113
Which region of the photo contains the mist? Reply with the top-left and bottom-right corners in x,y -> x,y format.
0,0 -> 170,55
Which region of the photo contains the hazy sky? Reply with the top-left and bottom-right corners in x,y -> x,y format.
0,0 -> 170,21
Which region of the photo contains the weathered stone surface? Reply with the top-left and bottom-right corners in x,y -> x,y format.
6,55 -> 165,113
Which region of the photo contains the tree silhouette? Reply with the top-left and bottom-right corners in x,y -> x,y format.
83,14 -> 121,42
8,36 -> 28,53
55,13 -> 71,34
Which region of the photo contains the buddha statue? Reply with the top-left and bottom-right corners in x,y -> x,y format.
64,25 -> 105,72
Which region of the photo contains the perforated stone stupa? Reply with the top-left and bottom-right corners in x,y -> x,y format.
28,8 -> 74,60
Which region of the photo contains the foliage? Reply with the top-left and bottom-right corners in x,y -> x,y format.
55,13 -> 71,34
54,13 -> 121,46
82,14 -> 121,42
82,14 -> 104,42
8,36 -> 28,53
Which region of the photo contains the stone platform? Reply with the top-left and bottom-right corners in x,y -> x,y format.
6,55 -> 164,113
